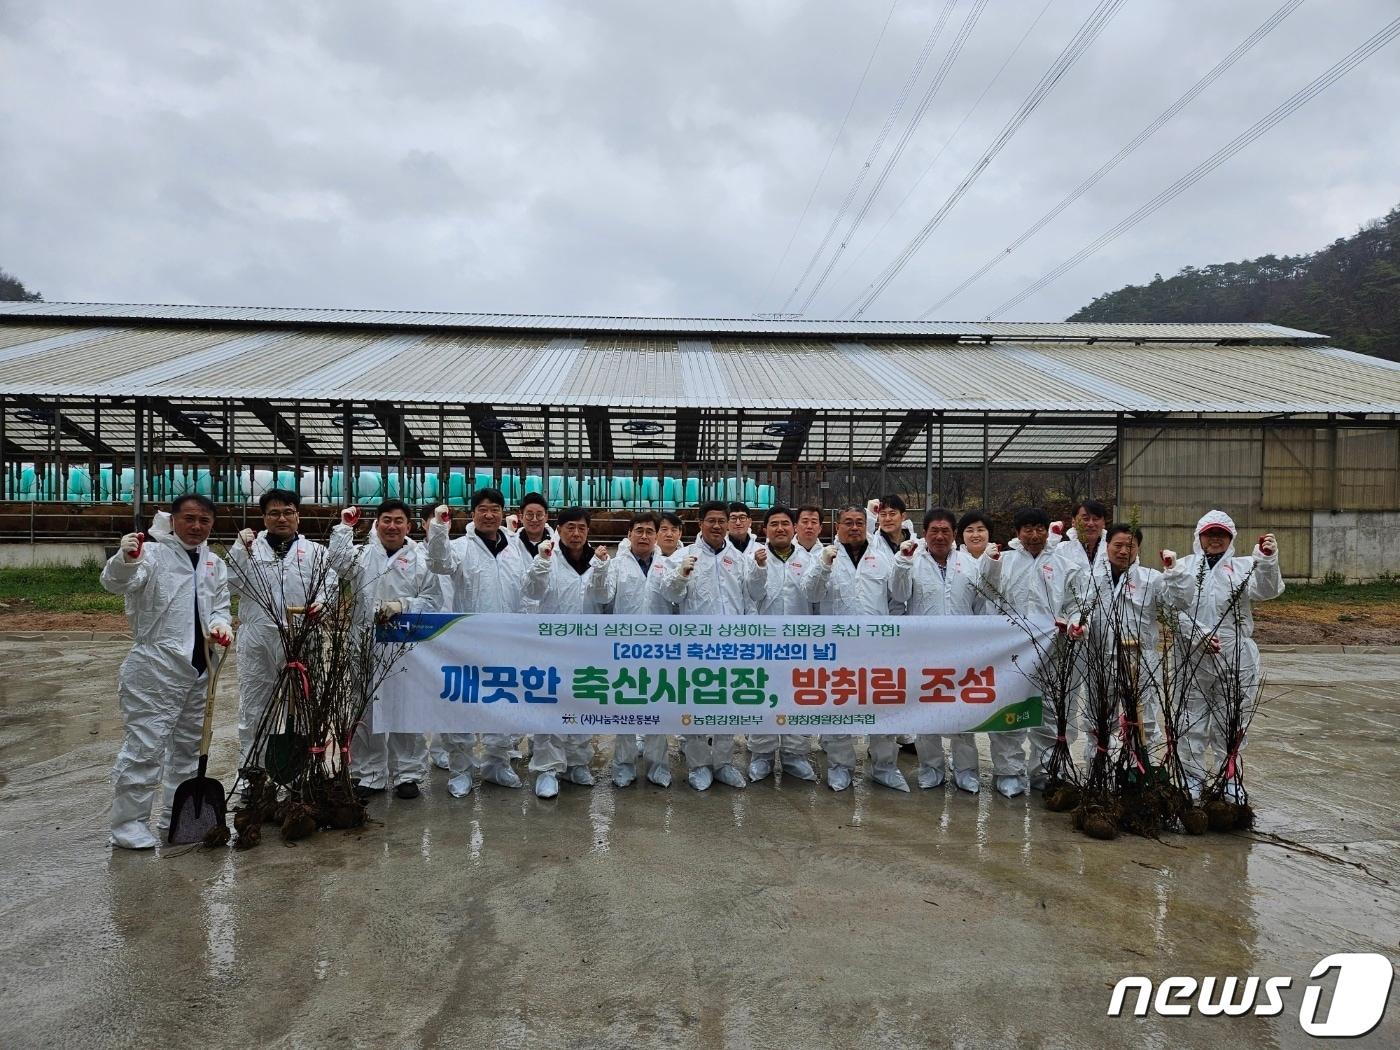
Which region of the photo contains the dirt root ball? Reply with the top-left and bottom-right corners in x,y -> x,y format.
1181,808 -> 1209,835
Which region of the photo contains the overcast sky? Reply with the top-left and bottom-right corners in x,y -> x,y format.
2,1 -> 1397,321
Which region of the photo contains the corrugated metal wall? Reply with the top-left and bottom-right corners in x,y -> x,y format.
1121,424 -> 1400,578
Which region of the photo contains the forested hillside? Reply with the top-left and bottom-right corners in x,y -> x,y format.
1068,206 -> 1400,360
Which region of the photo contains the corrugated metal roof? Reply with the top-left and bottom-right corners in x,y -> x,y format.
0,314 -> 1394,415
0,300 -> 1327,343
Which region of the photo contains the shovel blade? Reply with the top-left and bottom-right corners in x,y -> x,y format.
264,732 -> 308,786
168,775 -> 227,845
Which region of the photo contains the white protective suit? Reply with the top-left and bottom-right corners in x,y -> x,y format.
426,520 -> 529,783
1083,557 -> 1167,760
229,532 -> 336,768
978,543 -> 1074,789
747,542 -> 817,767
889,543 -> 983,788
588,546 -> 675,781
102,523 -> 231,841
802,539 -> 903,784
327,523 -> 443,789
1160,511 -> 1283,793
660,539 -> 767,777
522,546 -> 604,780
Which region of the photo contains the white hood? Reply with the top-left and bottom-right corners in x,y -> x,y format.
1191,509 -> 1237,558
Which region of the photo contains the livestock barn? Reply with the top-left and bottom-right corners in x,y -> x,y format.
0,301 -> 1396,579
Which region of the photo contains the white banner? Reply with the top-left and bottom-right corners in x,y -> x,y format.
373,613 -> 1046,735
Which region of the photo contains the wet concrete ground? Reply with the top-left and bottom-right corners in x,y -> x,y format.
0,640 -> 1396,1050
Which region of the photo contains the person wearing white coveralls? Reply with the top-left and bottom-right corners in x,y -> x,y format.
327,499 -> 444,801
889,508 -> 986,794
229,488 -> 337,771
1081,525 -> 1168,762
1159,510 -> 1282,801
745,505 -> 818,783
522,507 -> 605,799
102,497 -> 232,850
588,512 -> 676,788
660,501 -> 768,792
802,506 -> 909,793
978,507 -> 1081,797
426,487 -> 529,797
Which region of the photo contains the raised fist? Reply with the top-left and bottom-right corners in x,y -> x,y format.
306,602 -> 324,622
539,539 -> 555,559
340,506 -> 360,527
119,533 -> 143,561
899,539 -> 918,557
986,543 -> 1000,561
433,504 -> 450,525
821,545 -> 839,567
753,546 -> 768,567
866,499 -> 881,516
1257,533 -> 1277,557
1160,549 -> 1177,570
681,554 -> 698,576
506,513 -> 520,532
593,544 -> 611,562
238,528 -> 256,551
1050,521 -> 1064,538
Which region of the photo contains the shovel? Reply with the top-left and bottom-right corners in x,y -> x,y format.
168,635 -> 230,845
265,606 -> 311,786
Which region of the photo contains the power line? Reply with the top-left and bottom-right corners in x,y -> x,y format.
843,0 -> 1130,319
752,0 -> 902,314
794,0 -> 988,316
825,0 -> 1056,304
778,2 -> 953,313
986,14 -> 1400,319
924,0 -> 1306,318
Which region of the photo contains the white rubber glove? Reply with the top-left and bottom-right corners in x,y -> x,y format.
866,498 -> 881,516
340,506 -> 360,527
680,554 -> 698,577
1256,533 -> 1277,557
377,599 -> 404,619
821,545 -> 839,567
1050,521 -> 1064,539
593,544 -> 610,563
899,539 -> 919,557
1206,634 -> 1221,654
1160,549 -> 1177,570
986,542 -> 1000,561
238,528 -> 256,551
506,513 -> 520,532
208,622 -> 233,647
434,504 -> 451,525
753,546 -> 768,567
119,533 -> 143,561
307,602 -> 324,622
539,539 -> 555,559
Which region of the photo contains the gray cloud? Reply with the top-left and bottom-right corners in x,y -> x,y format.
1,0 -> 1397,321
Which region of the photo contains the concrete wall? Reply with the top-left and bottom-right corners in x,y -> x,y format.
0,543 -> 110,568
1311,511 -> 1400,581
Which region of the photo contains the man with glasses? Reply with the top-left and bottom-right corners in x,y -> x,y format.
229,488 -> 337,770
979,507 -> 1078,797
102,495 -> 232,849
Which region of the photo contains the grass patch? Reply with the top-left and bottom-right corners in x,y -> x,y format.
1273,578 -> 1400,607
0,560 -> 125,613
